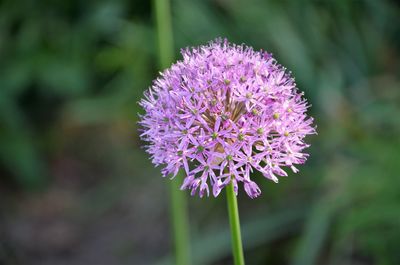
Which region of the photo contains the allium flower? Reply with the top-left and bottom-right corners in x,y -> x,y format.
139,39 -> 315,198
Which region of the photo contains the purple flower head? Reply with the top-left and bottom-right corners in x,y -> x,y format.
139,39 -> 316,198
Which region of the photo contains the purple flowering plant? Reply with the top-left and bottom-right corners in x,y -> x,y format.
139,39 -> 315,199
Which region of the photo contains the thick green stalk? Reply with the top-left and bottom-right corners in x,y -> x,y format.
154,0 -> 174,68
153,1 -> 190,265
226,181 -> 245,265
169,176 -> 190,265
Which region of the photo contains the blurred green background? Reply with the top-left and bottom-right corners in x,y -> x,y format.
1,0 -> 399,264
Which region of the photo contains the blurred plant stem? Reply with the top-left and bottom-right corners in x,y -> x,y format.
154,0 -> 173,68
169,176 -> 191,265
154,0 -> 191,265
226,181 -> 245,265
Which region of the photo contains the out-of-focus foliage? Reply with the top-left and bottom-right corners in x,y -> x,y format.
0,0 -> 399,265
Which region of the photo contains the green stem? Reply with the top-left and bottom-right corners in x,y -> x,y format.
226,181 -> 245,265
153,1 -> 191,265
154,0 -> 174,69
170,174 -> 190,265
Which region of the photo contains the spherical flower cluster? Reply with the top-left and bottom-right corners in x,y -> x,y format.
139,39 -> 315,198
